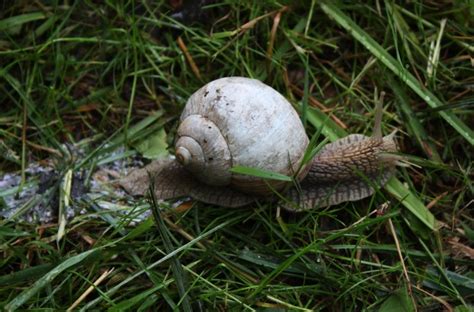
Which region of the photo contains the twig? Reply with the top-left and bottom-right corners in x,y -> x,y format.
177,36 -> 202,80
413,285 -> 453,312
67,268 -> 115,311
388,218 -> 417,310
266,10 -> 283,64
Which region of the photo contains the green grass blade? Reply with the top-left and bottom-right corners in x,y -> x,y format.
0,263 -> 55,287
230,166 -> 293,182
306,107 -> 347,141
108,284 -> 164,312
384,178 -> 435,229
0,12 -> 46,32
388,75 -> 442,162
149,190 -> 192,312
79,217 -> 239,310
109,110 -> 164,146
378,286 -> 415,312
5,248 -> 99,311
319,1 -> 474,146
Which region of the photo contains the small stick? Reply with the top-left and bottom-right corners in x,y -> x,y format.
426,191 -> 448,210
1,129 -> 62,156
266,10 -> 282,64
388,218 -> 417,311
177,36 -> 202,80
67,268 -> 115,311
413,285 -> 453,312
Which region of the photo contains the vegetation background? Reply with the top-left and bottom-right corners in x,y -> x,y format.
0,0 -> 473,311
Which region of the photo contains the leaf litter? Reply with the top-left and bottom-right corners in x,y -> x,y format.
0,144 -> 151,224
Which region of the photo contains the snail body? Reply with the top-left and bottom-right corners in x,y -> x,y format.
121,77 -> 399,210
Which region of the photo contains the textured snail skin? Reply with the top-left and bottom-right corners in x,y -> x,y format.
120,77 -> 399,210
122,158 -> 255,208
282,133 -> 398,211
121,133 -> 397,209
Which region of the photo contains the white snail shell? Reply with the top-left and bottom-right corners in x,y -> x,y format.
174,77 -> 309,195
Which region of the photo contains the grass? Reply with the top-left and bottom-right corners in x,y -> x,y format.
1,0 -> 473,310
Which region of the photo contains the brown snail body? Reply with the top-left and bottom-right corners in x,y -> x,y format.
121,77 -> 398,210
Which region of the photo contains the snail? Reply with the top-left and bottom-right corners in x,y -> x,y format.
120,77 -> 399,210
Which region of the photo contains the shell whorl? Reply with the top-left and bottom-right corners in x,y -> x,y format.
175,114 -> 232,186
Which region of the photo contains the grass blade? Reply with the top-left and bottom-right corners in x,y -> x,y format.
384,178 -> 435,230
149,188 -> 192,312
5,249 -> 98,311
0,263 -> 55,287
378,286 -> 415,312
388,75 -> 442,161
319,1 -> 474,146
230,166 -> 293,182
0,12 -> 46,32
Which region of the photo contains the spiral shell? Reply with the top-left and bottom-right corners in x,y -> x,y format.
174,77 -> 309,195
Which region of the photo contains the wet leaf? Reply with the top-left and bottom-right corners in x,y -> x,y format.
135,128 -> 169,159
378,287 -> 414,312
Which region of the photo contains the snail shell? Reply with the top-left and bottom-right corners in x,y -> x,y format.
174,77 -> 309,195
